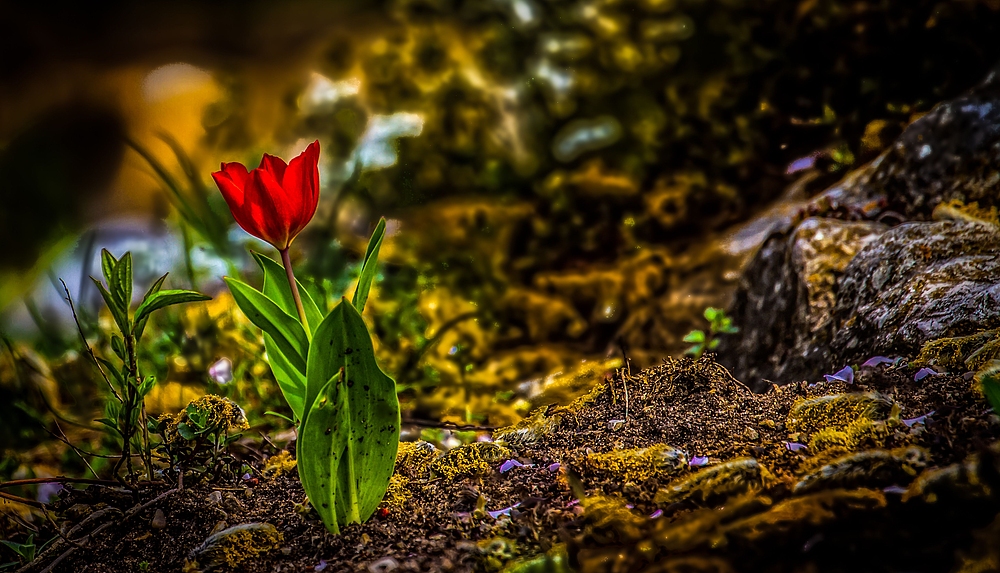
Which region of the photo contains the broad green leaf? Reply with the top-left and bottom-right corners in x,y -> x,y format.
101,249 -> 118,285
91,278 -> 129,334
252,252 -> 323,334
352,218 -> 386,313
113,252 -> 133,311
299,299 -> 400,533
264,334 -> 307,421
224,277 -> 308,373
132,290 -> 211,331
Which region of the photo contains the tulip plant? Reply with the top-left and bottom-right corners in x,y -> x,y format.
213,141 -> 399,534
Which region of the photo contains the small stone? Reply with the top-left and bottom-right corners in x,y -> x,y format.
150,509 -> 166,529
206,491 -> 223,504
744,428 -> 759,441
608,419 -> 626,431
369,557 -> 399,572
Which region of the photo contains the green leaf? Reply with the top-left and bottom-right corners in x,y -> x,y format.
113,252 -> 133,311
95,418 -> 121,437
91,277 -> 129,334
704,307 -> 721,322
352,218 -> 386,313
134,274 -> 169,341
111,334 -> 126,362
264,334 -> 307,421
979,362 -> 1000,415
225,278 -> 308,373
137,375 -> 157,397
682,330 -> 706,343
252,252 -> 323,334
176,422 -> 195,441
299,299 -> 400,533
708,338 -> 721,350
132,290 -> 211,331
101,249 -> 118,286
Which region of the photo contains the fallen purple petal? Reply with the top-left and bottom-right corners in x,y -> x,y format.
488,503 -> 521,519
862,356 -> 895,368
208,357 -> 233,384
786,442 -> 808,452
689,456 -> 709,467
914,367 -> 937,381
883,485 -> 908,495
547,462 -> 561,472
567,499 -> 580,507
823,365 -> 854,384
315,560 -> 328,572
902,411 -> 935,427
786,154 -> 817,175
37,483 -> 64,503
649,509 -> 663,519
500,459 -> 524,473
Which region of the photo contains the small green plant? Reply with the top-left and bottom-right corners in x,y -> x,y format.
79,249 -> 210,481
1,535 -> 35,566
683,307 -> 738,359
976,361 -> 1000,415
150,395 -> 249,484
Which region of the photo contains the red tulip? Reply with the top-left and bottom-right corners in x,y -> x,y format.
212,140 -> 321,250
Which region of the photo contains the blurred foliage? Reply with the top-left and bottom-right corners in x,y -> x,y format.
5,0 -> 1000,474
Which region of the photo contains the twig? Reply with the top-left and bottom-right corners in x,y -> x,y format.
403,418 -> 497,432
61,280 -> 120,402
0,491 -> 45,509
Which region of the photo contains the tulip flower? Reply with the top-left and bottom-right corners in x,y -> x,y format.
212,140 -> 320,251
213,140 -> 321,333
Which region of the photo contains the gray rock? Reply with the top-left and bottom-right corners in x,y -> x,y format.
721,218 -> 885,387
720,64 -> 1000,388
831,220 -> 1000,362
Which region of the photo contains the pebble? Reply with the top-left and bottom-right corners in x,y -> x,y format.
151,509 -> 167,529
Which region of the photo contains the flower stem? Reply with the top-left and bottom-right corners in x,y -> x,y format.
280,248 -> 311,338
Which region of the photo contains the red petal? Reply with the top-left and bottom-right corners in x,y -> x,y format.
281,140 -> 321,242
246,168 -> 296,249
212,162 -> 250,205
258,153 -> 288,183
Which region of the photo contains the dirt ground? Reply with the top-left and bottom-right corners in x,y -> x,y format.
24,356 -> 1000,573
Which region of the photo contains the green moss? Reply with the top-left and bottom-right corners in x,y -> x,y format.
915,329 -> 1000,372
585,444 -> 688,483
261,450 -> 297,479
394,440 -> 439,478
654,458 -> 768,507
183,523 -> 283,572
478,537 -> 517,572
493,408 -> 561,448
381,474 -> 412,511
792,446 -> 930,494
431,442 -> 512,480
786,393 -> 893,436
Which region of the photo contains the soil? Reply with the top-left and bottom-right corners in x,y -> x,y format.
20,356 -> 1000,573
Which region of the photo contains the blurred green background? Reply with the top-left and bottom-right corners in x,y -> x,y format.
2,0 -> 1000,483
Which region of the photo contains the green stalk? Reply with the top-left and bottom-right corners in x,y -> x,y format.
280,248 -> 311,339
